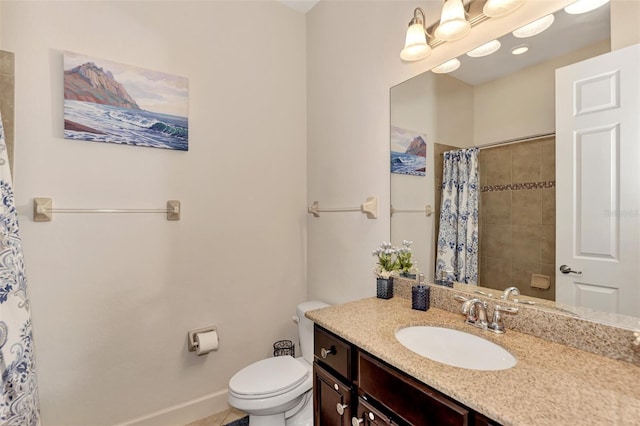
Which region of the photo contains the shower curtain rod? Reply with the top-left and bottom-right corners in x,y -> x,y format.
473,132 -> 555,150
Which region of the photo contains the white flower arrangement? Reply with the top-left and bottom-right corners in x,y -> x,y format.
372,240 -> 414,279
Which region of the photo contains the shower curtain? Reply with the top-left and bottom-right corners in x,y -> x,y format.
436,147 -> 479,284
0,114 -> 39,425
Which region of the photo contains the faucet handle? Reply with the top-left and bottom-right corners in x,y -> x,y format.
496,305 -> 519,314
454,294 -> 469,303
488,304 -> 518,334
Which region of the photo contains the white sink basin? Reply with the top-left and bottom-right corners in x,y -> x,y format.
395,326 -> 517,371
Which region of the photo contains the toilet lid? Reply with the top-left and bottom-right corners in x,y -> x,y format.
229,356 -> 309,397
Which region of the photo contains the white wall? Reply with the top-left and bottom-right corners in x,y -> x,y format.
306,0 -> 577,304
473,40 -> 610,145
2,1 -> 306,425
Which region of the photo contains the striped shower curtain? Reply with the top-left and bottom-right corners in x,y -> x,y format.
0,114 -> 39,425
436,147 -> 479,284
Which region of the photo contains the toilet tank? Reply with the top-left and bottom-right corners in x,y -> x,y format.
296,301 -> 329,364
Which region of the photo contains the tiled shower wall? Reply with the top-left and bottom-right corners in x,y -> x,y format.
478,137 -> 556,300
0,51 -> 15,174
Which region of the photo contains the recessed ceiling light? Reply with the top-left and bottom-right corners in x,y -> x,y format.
431,58 -> 461,74
511,45 -> 529,55
512,14 -> 555,38
565,0 -> 610,15
466,40 -> 502,58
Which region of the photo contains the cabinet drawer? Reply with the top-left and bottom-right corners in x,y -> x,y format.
359,352 -> 469,426
314,325 -> 354,380
355,396 -> 398,425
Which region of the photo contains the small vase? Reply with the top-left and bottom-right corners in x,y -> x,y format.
376,277 -> 394,299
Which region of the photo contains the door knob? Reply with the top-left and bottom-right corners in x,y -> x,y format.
560,265 -> 582,275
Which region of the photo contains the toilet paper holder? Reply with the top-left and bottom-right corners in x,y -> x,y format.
187,326 -> 217,352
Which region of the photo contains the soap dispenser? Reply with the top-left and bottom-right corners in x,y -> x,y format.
412,272 -> 430,311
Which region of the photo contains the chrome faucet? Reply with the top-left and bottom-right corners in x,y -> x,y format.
455,295 -> 519,334
502,286 -> 520,301
461,298 -> 489,329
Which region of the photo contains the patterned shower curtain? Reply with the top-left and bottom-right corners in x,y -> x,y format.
0,114 -> 40,425
436,147 -> 479,284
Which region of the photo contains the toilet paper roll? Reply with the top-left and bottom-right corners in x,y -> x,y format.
195,330 -> 219,355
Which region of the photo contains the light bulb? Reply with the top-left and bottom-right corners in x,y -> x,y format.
401,23 -> 431,61
434,0 -> 470,42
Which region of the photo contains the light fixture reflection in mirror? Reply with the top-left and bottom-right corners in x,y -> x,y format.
512,14 -> 555,38
565,0 -> 610,15
466,40 -> 501,57
431,58 -> 461,73
483,0 -> 526,18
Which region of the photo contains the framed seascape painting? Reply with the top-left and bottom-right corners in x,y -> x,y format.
390,126 -> 426,176
64,51 -> 189,151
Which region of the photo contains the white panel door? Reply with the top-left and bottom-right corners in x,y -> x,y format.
556,43 -> 640,316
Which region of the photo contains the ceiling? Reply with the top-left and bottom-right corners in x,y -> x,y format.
448,4 -> 611,85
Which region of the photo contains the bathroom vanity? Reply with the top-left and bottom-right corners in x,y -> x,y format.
307,297 -> 640,425
313,324 -> 495,425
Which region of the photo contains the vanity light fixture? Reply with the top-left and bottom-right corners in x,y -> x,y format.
564,0 -> 609,14
434,0 -> 471,42
510,44 -> 529,55
483,0 -> 526,18
431,58 -> 461,73
512,14 -> 555,38
466,39 -> 501,57
400,7 -> 432,61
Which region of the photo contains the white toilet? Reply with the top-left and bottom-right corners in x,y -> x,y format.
227,301 -> 329,426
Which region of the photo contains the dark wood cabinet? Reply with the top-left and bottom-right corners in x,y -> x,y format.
359,352 -> 469,426
313,324 -> 502,426
313,362 -> 353,426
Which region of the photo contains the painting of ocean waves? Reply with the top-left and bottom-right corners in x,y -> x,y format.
63,51 -> 189,151
390,126 -> 427,176
64,100 -> 188,151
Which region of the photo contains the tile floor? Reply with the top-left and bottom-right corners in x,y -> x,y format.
184,408 -> 247,426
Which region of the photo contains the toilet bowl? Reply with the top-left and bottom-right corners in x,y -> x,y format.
227,301 -> 329,426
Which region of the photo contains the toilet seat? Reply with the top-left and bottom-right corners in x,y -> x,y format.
229,356 -> 309,399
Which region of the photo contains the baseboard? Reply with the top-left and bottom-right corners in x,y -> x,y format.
115,388 -> 230,426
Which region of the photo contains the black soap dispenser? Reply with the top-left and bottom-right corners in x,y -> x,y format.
412,273 -> 430,311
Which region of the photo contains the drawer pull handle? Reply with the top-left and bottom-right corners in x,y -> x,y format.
351,412 -> 375,426
321,346 -> 336,359
336,403 -> 348,416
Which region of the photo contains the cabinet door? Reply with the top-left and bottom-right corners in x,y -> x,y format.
313,362 -> 352,426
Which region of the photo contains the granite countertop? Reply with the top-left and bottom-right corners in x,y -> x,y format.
306,297 -> 640,426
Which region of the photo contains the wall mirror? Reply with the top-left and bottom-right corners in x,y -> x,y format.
390,2 -> 638,329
